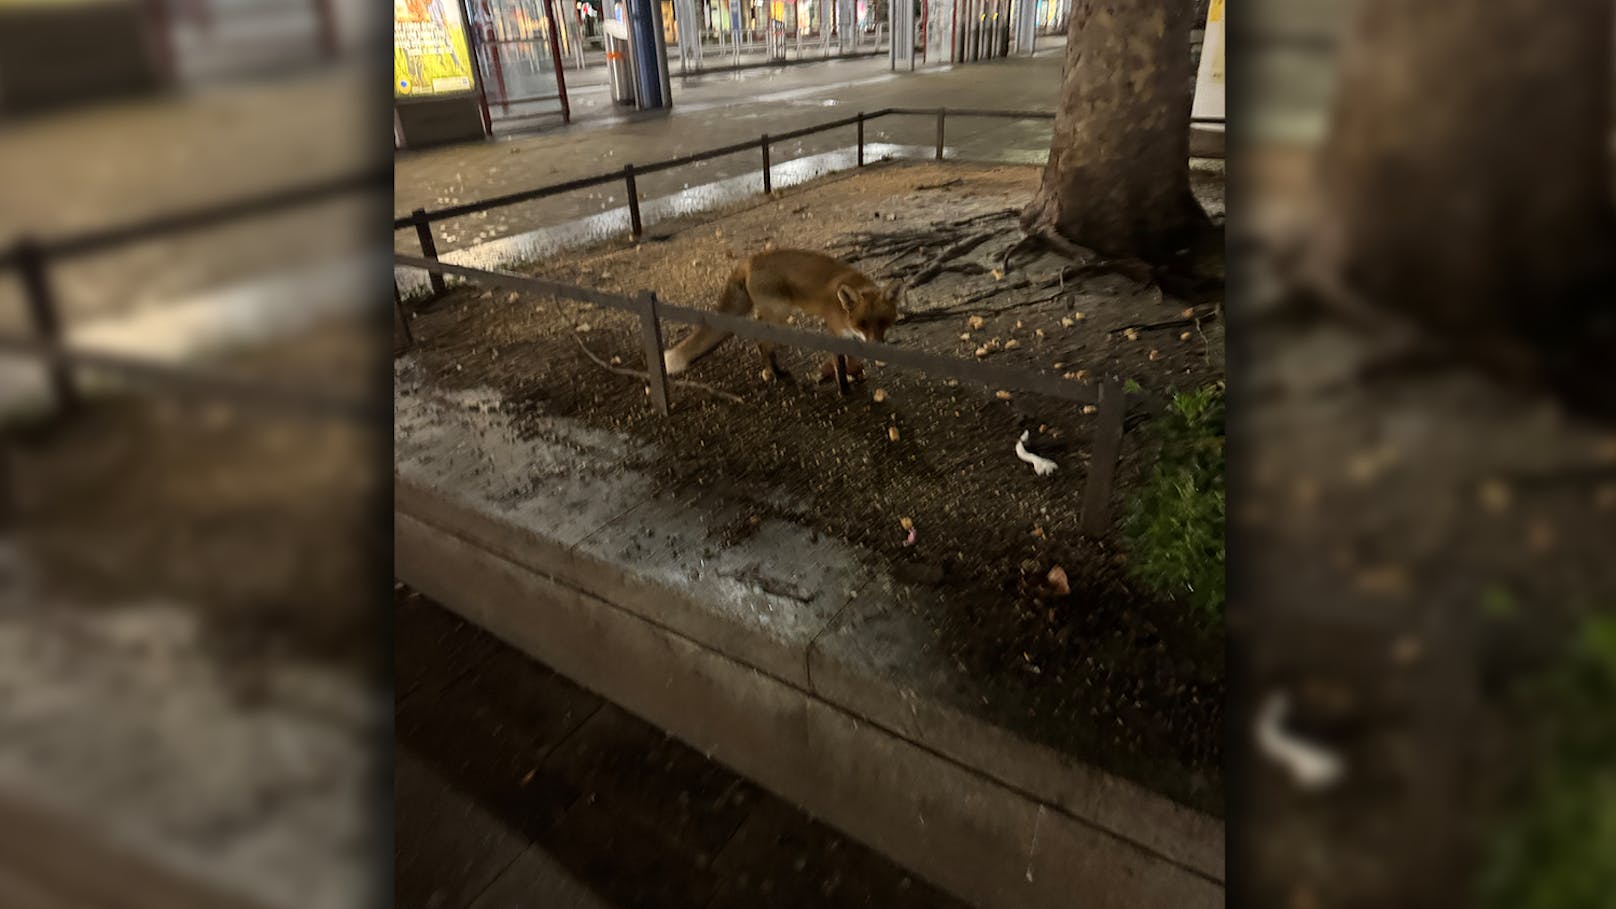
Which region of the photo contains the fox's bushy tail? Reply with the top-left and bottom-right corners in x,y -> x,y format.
663,266 -> 751,375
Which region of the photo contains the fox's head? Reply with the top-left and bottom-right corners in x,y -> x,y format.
836,281 -> 902,343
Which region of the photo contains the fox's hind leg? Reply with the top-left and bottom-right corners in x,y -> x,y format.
752,296 -> 793,382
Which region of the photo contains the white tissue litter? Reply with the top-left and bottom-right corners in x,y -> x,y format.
1255,691 -> 1345,791
1015,431 -> 1059,477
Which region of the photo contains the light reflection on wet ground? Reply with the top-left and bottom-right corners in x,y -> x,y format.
395,142 -> 1048,298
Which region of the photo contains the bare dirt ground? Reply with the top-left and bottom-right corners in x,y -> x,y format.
1237,143 -> 1616,906
402,160 -> 1229,813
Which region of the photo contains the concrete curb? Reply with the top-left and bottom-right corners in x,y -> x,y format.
396,475 -> 1224,909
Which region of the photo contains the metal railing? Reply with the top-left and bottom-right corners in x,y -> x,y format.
394,252 -> 1129,535
0,165 -> 390,424
390,106 -> 1170,535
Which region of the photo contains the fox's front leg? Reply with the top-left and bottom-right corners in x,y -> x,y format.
818,356 -> 866,383
757,341 -> 790,382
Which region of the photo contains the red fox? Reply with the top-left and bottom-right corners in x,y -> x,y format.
662,250 -> 901,381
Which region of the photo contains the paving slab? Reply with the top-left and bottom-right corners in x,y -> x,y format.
394,748 -> 526,909
397,504 -> 1221,907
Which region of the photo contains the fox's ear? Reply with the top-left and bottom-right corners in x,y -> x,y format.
837,284 -> 858,312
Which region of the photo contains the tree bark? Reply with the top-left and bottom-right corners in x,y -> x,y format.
1319,0 -> 1616,415
1021,0 -> 1206,262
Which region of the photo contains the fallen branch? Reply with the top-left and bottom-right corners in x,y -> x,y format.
1109,307 -> 1221,336
914,178 -> 964,190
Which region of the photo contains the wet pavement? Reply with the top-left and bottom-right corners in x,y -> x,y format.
393,45 -> 1070,258
396,587 -> 969,909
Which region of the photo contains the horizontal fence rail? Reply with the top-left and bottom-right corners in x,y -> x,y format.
0,165 -> 390,429
0,336 -> 379,423
5,166 -> 391,266
393,253 -> 1131,535
395,254 -> 1106,406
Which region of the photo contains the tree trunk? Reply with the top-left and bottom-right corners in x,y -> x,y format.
1021,0 -> 1205,262
1320,0 -> 1616,415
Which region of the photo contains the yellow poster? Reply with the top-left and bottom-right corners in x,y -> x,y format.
394,0 -> 476,98
1191,0 -> 1224,120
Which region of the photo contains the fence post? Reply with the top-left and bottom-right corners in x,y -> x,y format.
411,209 -> 446,294
15,239 -> 78,416
624,164 -> 643,238
935,107 -> 946,160
637,292 -> 671,415
856,112 -> 865,166
1080,378 -> 1126,537
832,355 -> 851,395
760,135 -> 772,194
393,280 -> 414,355
0,429 -> 13,532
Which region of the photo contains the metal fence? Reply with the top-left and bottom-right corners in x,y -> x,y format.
0,166 -> 390,424
391,107 -> 1195,535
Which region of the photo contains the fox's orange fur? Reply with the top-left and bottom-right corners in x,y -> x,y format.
663,250 -> 901,380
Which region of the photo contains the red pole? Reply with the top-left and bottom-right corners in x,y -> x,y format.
143,0 -> 178,83
919,0 -> 926,62
489,40 -> 510,112
312,0 -> 339,58
542,0 -> 572,123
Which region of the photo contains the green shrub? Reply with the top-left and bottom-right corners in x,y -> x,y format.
1479,612 -> 1616,909
1122,382 -> 1225,623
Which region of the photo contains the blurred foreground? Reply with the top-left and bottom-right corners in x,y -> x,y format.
0,6 -> 388,907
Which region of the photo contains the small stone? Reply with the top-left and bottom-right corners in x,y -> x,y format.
1060,317 -> 1074,327
1526,520 -> 1556,553
1391,635 -> 1424,665
1082,404 -> 1098,414
996,390 -> 1013,400
1596,483 -> 1616,510
1147,348 -> 1160,360
1124,328 -> 1141,341
1179,331 -> 1193,341
888,425 -> 901,442
967,315 -> 986,330
900,516 -> 914,531
1035,328 -> 1045,338
1478,478 -> 1513,513
872,388 -> 888,403
975,346 -> 991,358
960,333 -> 972,341
1004,339 -> 1022,350
1072,311 -> 1087,321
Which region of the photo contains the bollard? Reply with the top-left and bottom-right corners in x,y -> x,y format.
624,164 -> 643,237
411,209 -> 446,294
